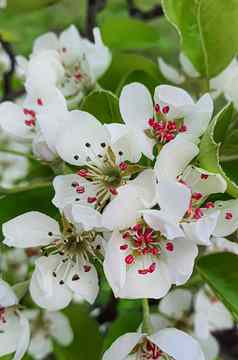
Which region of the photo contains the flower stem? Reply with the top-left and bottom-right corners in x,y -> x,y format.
142,298 -> 153,335
0,147 -> 37,162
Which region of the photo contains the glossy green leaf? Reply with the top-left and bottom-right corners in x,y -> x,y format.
54,304 -> 103,360
197,253 -> 238,319
199,103 -> 238,198
162,0 -> 238,77
101,16 -> 160,50
100,53 -> 161,93
6,0 -> 61,13
81,89 -> 122,124
116,70 -> 159,96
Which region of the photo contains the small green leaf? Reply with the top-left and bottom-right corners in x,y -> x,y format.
99,53 -> 161,93
197,253 -> 238,320
116,70 -> 159,96
6,0 -> 61,13
54,304 -> 103,360
81,89 -> 122,124
101,16 -> 160,50
199,103 -> 238,198
13,281 -> 29,301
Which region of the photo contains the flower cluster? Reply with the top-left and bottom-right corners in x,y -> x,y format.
0,24 -> 237,360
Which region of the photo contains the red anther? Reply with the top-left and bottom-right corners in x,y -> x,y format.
24,119 -> 36,127
162,105 -> 170,114
201,173 -> 209,180
179,124 -> 187,132
148,118 -> 155,127
142,247 -> 150,255
76,185 -> 85,194
109,187 -> 118,195
166,242 -> 174,252
133,223 -> 142,232
37,98 -> 43,106
77,169 -> 89,177
75,73 -> 82,80
204,201 -> 215,209
192,192 -> 203,201
119,162 -> 128,171
120,244 -> 128,251
0,307 -> 6,324
148,262 -> 156,273
167,121 -> 177,131
87,196 -> 97,203
62,47 -> 67,52
83,265 -> 91,272
225,211 -> 233,220
211,296 -> 219,304
164,133 -> 175,142
151,247 -> 159,255
193,208 -> 204,220
155,104 -> 160,113
138,268 -> 149,275
125,254 -> 135,265
122,231 -> 130,239
26,248 -> 39,257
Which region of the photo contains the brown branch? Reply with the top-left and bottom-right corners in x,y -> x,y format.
0,36 -> 16,101
85,0 -> 107,41
127,0 -> 163,20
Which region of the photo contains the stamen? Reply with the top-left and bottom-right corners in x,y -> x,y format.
166,242 -> 174,252
125,254 -> 135,265
225,211 -> 233,220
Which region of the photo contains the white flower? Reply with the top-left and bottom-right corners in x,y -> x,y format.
25,309 -> 73,359
102,328 -> 205,360
155,140 -> 227,246
209,236 -> 238,255
0,279 -> 30,360
0,83 -> 67,161
3,211 -> 104,309
119,82 -> 213,159
20,25 -> 111,105
158,288 -> 220,360
103,206 -> 198,299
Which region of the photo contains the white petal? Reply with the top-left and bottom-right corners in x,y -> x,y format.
129,169 -> 157,208
56,110 -> 111,165
103,230 -> 127,296
66,262 -> 99,304
162,238 -> 198,285
28,332 -> 53,360
179,53 -> 200,78
59,25 -> 81,65
211,236 -> 238,254
3,211 -> 60,248
155,139 -> 199,180
0,279 -> 18,307
52,174 -> 97,210
213,199 -> 238,236
33,32 -> 58,54
119,83 -> 153,131
0,102 -> 33,140
156,179 -> 191,222
72,205 -> 102,230
142,209 -> 184,240
102,333 -> 143,360
0,310 -> 21,357
182,211 -> 220,246
13,312 -> 30,360
158,57 -> 185,84
30,256 -> 72,311
138,314 -> 172,333
32,133 -> 57,161
196,334 -> 219,360
149,328 -> 205,360
182,165 -> 227,199
159,288 -> 192,320
46,311 -> 73,346
154,85 -> 194,119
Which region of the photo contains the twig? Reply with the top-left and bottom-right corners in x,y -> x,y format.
85,0 -> 107,41
0,36 -> 16,101
127,0 -> 163,20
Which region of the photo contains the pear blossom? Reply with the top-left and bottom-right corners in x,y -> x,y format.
154,139 -> 227,246
0,279 -> 30,360
102,328 -> 205,360
119,82 -> 213,159
2,211 -> 104,310
0,82 -> 67,161
18,25 -> 111,105
25,309 -> 73,359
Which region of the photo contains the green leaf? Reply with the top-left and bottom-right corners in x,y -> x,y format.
101,16 -> 160,50
116,70 -> 159,96
0,184 -> 57,241
199,103 -> 238,198
81,89 -> 122,124
54,304 -> 103,360
162,0 -> 238,78
103,309 -> 142,352
100,53 -> 161,93
6,0 -> 61,12
197,253 -> 238,319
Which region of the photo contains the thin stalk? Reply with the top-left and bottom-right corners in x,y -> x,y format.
142,299 -> 153,334
0,147 -> 37,162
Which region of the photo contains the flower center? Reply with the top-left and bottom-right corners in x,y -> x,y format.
133,339 -> 174,359
120,221 -> 174,275
144,104 -> 187,144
